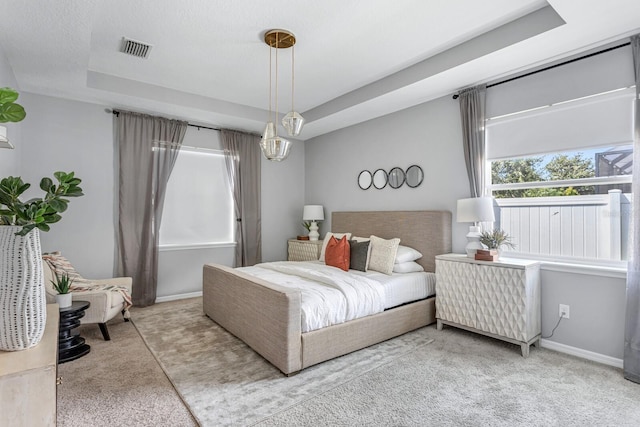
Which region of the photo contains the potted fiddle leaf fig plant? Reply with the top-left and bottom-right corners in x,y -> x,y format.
0,171 -> 83,351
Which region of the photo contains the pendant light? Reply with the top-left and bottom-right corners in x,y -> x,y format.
282,37 -> 305,136
260,29 -> 303,161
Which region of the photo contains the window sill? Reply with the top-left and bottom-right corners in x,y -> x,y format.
502,252 -> 627,279
540,261 -> 627,279
159,242 -> 237,252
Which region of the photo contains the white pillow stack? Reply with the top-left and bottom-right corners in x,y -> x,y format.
393,245 -> 424,273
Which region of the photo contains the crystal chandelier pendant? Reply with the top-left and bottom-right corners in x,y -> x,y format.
282,111 -> 305,136
261,135 -> 292,161
260,122 -> 276,145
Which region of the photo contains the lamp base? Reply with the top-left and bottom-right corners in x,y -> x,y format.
308,221 -> 320,241
465,225 -> 483,258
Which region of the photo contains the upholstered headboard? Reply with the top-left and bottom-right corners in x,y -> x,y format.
331,210 -> 452,273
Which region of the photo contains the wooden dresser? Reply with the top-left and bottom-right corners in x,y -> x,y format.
0,304 -> 59,426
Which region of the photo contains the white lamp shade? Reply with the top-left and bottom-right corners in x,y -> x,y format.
303,205 -> 324,221
457,197 -> 495,223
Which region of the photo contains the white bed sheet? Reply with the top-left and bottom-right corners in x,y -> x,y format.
346,268 -> 436,309
239,261 -> 435,332
238,261 -> 385,333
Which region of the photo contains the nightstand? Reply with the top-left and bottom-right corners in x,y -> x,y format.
287,239 -> 323,261
435,253 -> 541,357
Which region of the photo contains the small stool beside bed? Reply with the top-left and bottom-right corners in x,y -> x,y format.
203,210 -> 452,375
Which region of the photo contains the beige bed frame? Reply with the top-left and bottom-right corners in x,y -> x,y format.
203,210 -> 452,375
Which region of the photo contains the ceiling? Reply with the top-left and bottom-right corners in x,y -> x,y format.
0,0 -> 639,140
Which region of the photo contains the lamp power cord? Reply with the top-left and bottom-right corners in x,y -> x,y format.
541,315 -> 564,339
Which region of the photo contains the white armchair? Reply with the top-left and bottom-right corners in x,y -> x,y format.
42,253 -> 132,341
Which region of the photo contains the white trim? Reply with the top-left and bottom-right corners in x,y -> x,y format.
540,339 -> 623,369
155,291 -> 203,303
501,252 -> 627,278
490,175 -> 632,192
540,261 -> 627,279
495,194 -> 613,207
159,242 -> 236,252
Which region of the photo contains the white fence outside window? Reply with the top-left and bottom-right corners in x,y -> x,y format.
496,190 -> 631,262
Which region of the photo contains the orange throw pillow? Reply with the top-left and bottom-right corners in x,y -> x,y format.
324,235 -> 351,272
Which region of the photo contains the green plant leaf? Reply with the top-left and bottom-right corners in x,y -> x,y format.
39,177 -> 54,192
15,224 -> 36,236
48,198 -> 68,213
0,103 -> 26,123
36,223 -> 51,232
0,87 -> 19,104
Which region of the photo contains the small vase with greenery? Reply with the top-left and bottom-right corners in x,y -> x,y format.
51,272 -> 74,308
479,229 -> 515,252
51,272 -> 73,294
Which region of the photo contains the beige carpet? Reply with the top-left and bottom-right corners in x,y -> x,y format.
60,297 -> 640,426
57,316 -> 197,427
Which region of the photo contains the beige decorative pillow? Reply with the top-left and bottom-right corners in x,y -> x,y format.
319,232 -> 352,262
368,235 -> 401,275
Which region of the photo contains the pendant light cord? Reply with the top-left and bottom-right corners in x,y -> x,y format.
291,44 -> 295,112
275,34 -> 279,133
268,41 -> 272,123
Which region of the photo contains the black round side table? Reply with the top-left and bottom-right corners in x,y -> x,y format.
58,300 -> 91,363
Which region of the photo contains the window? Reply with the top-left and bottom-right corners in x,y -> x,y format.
159,147 -> 234,248
486,88 -> 635,265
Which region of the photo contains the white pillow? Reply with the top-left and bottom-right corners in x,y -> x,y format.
393,261 -> 425,273
319,232 -> 352,262
395,245 -> 423,264
368,235 -> 400,275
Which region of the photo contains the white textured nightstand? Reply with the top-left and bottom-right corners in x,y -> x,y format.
435,253 -> 541,357
287,239 -> 323,261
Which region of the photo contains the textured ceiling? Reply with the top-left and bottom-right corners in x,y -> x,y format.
0,0 -> 639,139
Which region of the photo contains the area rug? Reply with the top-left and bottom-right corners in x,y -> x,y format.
133,297 -> 640,427
131,297 -> 435,426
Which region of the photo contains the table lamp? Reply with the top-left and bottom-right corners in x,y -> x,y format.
457,197 -> 495,258
303,205 -> 324,241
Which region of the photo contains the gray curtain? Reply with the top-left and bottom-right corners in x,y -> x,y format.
115,111 -> 187,307
624,34 -> 640,383
459,85 -> 488,197
220,129 -> 262,267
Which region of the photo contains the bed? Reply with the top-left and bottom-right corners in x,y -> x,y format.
202,210 -> 452,375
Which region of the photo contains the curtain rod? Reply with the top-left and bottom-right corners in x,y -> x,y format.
452,41 -> 631,99
107,109 -> 221,132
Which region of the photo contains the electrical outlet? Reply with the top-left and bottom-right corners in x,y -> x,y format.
559,304 -> 570,319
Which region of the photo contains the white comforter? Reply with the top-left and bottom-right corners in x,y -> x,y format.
238,261 -> 386,332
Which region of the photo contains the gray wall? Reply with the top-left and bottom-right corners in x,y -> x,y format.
305,94 -> 627,361
305,95 -> 471,248
17,92 -> 304,298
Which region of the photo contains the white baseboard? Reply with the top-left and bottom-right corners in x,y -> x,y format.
155,291 -> 203,303
540,339 -> 623,368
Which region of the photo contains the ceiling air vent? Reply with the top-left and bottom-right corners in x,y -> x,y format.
120,37 -> 153,58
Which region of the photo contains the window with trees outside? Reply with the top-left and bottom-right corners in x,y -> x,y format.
486,87 -> 635,266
